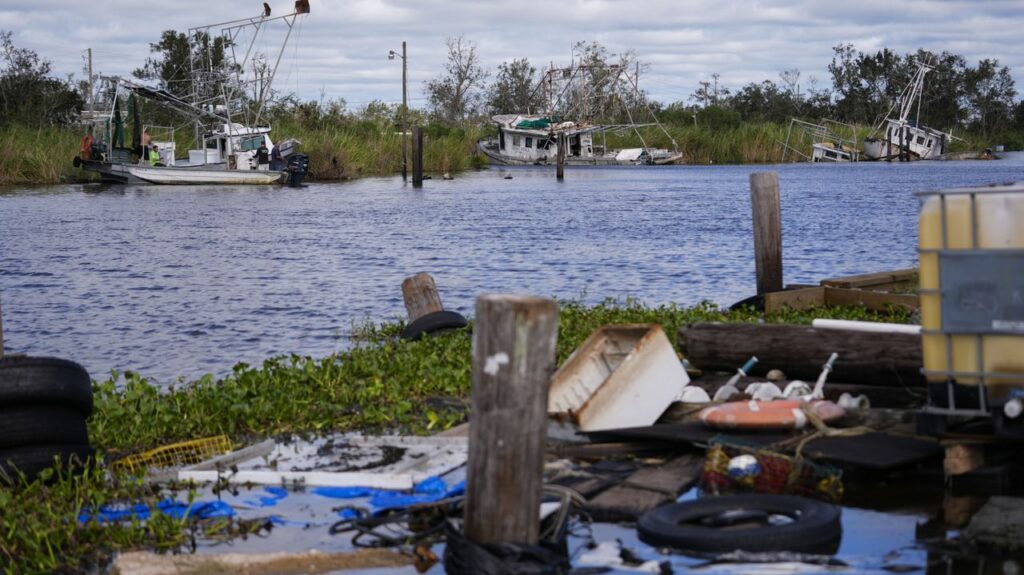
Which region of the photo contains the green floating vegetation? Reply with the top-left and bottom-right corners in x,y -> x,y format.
3,300 -> 913,572
90,299 -> 913,455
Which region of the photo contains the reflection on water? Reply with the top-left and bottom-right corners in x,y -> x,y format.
2,155 -> 1022,383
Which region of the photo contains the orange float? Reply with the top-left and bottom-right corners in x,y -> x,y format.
699,399 -> 846,431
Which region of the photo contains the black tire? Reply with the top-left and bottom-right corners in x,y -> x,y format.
401,310 -> 469,341
0,444 -> 95,483
0,405 -> 90,449
637,494 -> 842,554
0,357 -> 93,416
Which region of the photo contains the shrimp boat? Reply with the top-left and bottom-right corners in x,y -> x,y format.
74,1 -> 311,185
478,59 -> 682,166
863,60 -> 952,161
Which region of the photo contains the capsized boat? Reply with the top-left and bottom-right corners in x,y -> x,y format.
73,1 -> 311,185
863,60 -> 953,161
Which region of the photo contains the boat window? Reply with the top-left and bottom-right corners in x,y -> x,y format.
927,139 -> 933,148
916,136 -> 925,145
206,139 -> 218,150
525,137 -> 533,148
825,150 -> 837,158
240,136 -> 263,152
500,132 -> 505,150
512,135 -> 521,147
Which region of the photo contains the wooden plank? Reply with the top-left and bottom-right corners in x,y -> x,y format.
679,322 -> 924,386
765,287 -> 825,312
464,294 -> 559,546
824,287 -> 919,312
821,268 -> 918,291
584,454 -> 703,521
750,172 -> 783,295
586,421 -> 942,472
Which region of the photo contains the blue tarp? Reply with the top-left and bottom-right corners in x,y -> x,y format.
312,476 -> 466,516
79,499 -> 236,524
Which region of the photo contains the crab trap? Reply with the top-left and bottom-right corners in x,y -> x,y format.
701,436 -> 844,502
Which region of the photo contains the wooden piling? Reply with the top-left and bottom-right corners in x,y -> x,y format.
401,273 -> 444,322
556,132 -> 565,181
464,294 -> 559,545
0,294 -> 4,358
750,171 -> 783,295
412,126 -> 424,188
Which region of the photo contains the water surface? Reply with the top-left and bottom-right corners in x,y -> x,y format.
2,155 -> 1021,383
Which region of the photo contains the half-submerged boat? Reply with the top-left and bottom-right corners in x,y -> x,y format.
477,59 -> 682,166
863,60 -> 952,161
780,118 -> 861,163
73,1 -> 311,185
478,115 -> 682,166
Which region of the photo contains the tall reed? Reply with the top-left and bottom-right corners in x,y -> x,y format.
0,124 -> 86,185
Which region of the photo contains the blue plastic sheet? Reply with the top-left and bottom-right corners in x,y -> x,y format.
243,486 -> 289,508
79,499 -> 236,524
312,476 -> 466,515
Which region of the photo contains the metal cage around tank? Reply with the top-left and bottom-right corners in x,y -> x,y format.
916,183 -> 1024,431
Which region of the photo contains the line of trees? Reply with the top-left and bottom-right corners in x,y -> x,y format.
3,27 -> 1023,141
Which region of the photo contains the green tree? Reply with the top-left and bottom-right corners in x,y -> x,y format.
964,58 -> 1017,136
0,30 -> 82,127
425,36 -> 489,125
487,58 -> 544,115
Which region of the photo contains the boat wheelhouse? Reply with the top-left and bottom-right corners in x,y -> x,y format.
863,60 -> 952,161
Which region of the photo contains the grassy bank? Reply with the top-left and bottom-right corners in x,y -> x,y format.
0,125 -> 86,185
0,300 -> 914,572
0,118 -> 1013,186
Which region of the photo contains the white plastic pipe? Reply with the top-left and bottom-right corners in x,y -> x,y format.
812,319 -> 921,335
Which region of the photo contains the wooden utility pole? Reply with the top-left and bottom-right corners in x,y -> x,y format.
87,48 -> 94,108
401,273 -> 444,322
401,41 -> 408,182
464,294 -> 559,545
750,172 -> 783,295
412,126 -> 424,187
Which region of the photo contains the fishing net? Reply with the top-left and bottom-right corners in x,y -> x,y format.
112,435 -> 233,473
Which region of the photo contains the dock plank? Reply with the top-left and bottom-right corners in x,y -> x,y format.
583,454 -> 703,521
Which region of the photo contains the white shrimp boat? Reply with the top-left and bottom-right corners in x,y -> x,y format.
863,61 -> 952,161
75,2 -> 311,185
478,115 -> 681,166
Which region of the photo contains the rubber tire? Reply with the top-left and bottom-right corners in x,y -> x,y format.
637,494 -> 842,554
0,405 -> 90,449
0,444 -> 95,483
401,310 -> 469,341
0,357 -> 93,416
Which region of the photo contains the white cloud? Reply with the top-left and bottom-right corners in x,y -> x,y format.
4,0 -> 1021,108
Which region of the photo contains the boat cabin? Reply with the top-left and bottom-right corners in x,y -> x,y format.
190,123 -> 274,169
492,115 -> 595,163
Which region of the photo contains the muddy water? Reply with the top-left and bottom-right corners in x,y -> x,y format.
4,155 -> 1023,384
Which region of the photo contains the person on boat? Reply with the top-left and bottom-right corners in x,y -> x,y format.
141,129 -> 152,162
149,145 -> 161,166
80,127 -> 93,161
269,141 -> 283,171
256,141 -> 270,171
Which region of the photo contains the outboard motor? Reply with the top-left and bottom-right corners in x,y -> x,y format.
285,153 -> 309,187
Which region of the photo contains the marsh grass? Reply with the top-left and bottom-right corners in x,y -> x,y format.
0,124 -> 88,185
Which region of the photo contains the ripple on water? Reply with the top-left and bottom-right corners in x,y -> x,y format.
2,156 -> 1023,383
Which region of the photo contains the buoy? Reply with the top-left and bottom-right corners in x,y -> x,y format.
699,399 -> 845,431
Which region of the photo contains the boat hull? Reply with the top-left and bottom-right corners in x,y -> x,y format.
83,161 -> 287,185
477,140 -> 680,166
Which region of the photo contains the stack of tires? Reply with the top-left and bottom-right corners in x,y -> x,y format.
0,357 -> 95,483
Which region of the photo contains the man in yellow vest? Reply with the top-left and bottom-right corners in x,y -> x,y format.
149,145 -> 161,166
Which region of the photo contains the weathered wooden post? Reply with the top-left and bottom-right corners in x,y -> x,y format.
402,272 -> 444,321
412,126 -> 424,188
464,294 -> 559,545
556,132 -> 565,181
0,294 -> 5,358
400,273 -> 468,340
750,171 -> 783,295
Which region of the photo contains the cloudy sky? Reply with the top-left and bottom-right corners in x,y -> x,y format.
3,0 -> 1022,110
